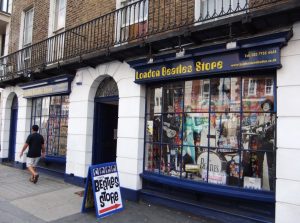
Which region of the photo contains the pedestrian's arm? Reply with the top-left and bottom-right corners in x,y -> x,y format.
41,144 -> 46,158
19,143 -> 29,158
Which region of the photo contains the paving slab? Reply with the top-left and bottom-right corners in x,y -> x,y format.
11,187 -> 83,222
0,164 -> 220,223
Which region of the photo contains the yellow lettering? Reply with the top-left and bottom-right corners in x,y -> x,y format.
196,61 -> 201,72
162,67 -> 166,76
217,61 -> 223,69
205,63 -> 210,71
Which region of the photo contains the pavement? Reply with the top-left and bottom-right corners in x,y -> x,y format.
0,164 -> 220,223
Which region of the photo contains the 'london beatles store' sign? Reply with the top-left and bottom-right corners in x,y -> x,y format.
134,46 -> 281,83
82,162 -> 123,219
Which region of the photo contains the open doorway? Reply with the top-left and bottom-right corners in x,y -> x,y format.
92,77 -> 119,165
8,95 -> 18,162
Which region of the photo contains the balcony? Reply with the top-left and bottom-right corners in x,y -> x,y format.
0,0 -> 299,86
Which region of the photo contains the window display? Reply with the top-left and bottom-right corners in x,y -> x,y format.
31,95 -> 69,158
144,75 -> 276,191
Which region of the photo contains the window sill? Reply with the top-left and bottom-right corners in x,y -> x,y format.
141,172 -> 275,203
44,155 -> 66,163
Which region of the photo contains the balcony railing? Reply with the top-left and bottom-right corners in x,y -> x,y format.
0,0 -> 10,14
0,0 -> 286,82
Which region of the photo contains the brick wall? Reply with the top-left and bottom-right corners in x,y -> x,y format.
9,0 -> 34,53
65,0 -> 116,29
8,0 -> 117,54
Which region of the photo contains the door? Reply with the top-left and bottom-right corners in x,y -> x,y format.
93,100 -> 119,164
8,96 -> 18,162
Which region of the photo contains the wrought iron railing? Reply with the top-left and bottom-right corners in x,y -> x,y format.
0,0 -> 286,82
0,0 -> 10,14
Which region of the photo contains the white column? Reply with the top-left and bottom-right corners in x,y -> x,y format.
0,86 -> 31,162
276,22 -> 300,223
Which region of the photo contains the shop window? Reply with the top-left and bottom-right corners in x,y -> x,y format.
144,75 -> 276,191
31,95 -> 69,157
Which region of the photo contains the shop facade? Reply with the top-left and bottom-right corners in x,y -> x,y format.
127,28 -> 297,221
0,3 -> 299,221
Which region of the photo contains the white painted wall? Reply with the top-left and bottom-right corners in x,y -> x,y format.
276,22 -> 300,223
66,61 -> 145,191
0,86 -> 31,162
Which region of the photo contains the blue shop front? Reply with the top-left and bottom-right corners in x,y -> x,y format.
19,75 -> 73,174
129,31 -> 291,222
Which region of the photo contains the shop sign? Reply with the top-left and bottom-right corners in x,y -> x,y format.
23,82 -> 69,98
135,46 -> 280,83
81,162 -> 123,219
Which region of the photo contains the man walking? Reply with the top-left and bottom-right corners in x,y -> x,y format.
19,125 -> 45,184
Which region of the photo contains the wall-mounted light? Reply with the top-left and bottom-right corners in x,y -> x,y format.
176,48 -> 185,58
75,72 -> 83,85
226,41 -> 237,50
147,44 -> 154,64
147,57 -> 154,64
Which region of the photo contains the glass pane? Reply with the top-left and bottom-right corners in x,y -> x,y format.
48,136 -> 59,156
206,151 -> 228,185
40,116 -> 49,134
160,145 -> 181,177
241,113 -> 275,151
58,137 -> 67,156
50,96 -> 61,116
60,117 -> 68,137
32,99 -> 37,117
183,147 -> 207,182
146,114 -> 161,143
35,98 -> 42,117
144,143 -> 160,173
163,83 -> 184,113
34,117 -> 41,126
61,96 -> 69,116
183,113 -> 209,160
147,87 -> 162,114
48,118 -> 60,137
162,114 -> 182,145
241,151 -> 275,191
40,116 -> 48,149
42,97 -> 50,116
210,78 -> 241,112
224,150 -> 242,187
210,113 -> 240,150
184,79 -> 210,112
242,77 -> 274,112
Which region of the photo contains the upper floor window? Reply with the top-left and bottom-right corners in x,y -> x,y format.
195,0 -> 247,21
121,0 -> 148,26
54,0 -> 66,31
23,8 -> 34,46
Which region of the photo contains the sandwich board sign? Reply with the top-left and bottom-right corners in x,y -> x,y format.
81,162 -> 123,219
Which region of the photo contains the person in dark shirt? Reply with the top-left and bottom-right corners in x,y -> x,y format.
19,125 -> 45,183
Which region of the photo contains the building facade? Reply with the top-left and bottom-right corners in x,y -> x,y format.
0,0 -> 300,222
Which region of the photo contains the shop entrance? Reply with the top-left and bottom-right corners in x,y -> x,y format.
92,77 -> 119,165
8,95 -> 18,162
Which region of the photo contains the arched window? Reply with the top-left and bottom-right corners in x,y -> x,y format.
95,77 -> 119,98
